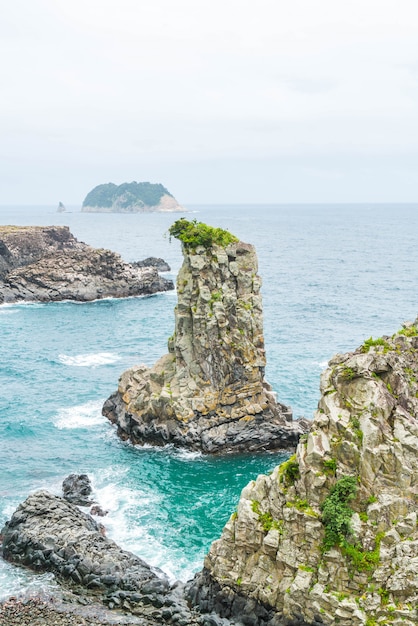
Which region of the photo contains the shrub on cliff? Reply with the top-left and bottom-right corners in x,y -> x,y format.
169,219 -> 238,251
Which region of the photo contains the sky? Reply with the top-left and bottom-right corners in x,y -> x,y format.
1,0 -> 418,205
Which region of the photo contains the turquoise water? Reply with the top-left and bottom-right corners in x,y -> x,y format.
1,203 -> 417,598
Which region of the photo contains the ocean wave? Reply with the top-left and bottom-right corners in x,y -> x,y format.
58,352 -> 121,367
315,360 -> 328,369
53,400 -> 104,429
174,448 -> 203,461
0,565 -> 58,602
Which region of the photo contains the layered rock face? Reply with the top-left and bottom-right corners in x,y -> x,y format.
0,226 -> 173,303
189,322 -> 418,625
103,236 -> 304,453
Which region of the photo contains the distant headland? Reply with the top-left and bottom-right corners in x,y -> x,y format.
81,181 -> 185,213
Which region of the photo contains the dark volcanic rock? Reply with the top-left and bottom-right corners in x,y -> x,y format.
62,474 -> 95,507
0,225 -> 173,304
133,257 -> 171,272
0,491 -> 202,624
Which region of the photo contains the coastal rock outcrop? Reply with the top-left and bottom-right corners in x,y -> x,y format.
0,490 -> 203,624
81,181 -> 184,213
133,257 -> 171,272
188,321 -> 418,625
103,219 -> 306,453
0,225 -> 173,304
62,473 -> 95,507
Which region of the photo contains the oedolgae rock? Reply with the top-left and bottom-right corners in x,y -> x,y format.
103,219 -> 307,453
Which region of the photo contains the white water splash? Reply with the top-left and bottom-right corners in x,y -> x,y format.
53,399 -> 104,429
58,352 -> 120,367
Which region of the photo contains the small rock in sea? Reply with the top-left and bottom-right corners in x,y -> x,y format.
62,474 -> 95,507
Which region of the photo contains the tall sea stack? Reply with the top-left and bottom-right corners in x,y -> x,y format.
103,219 -> 306,453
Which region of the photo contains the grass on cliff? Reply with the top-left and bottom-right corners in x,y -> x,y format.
168,219 -> 239,251
321,475 -> 383,571
321,476 -> 357,550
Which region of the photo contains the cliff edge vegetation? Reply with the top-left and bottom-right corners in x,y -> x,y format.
103,219 -> 307,453
188,320 -> 418,625
81,181 -> 184,213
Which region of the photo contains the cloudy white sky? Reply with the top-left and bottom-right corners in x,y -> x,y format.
1,0 -> 418,204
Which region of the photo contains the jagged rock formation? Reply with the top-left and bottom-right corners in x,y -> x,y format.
0,491 -> 204,625
132,257 -> 171,272
188,321 -> 418,625
62,473 -> 95,507
0,226 -> 173,303
103,220 -> 305,453
81,181 -> 184,213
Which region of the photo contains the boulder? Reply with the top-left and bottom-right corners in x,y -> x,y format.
62,473 -> 95,507
133,257 -> 171,272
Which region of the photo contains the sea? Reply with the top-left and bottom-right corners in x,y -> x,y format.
0,203 -> 417,599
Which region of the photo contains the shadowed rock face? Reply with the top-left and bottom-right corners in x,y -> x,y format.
0,226 -> 173,303
103,239 -> 306,453
188,321 -> 418,626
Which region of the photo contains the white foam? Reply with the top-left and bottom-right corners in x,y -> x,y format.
86,468 -> 206,582
0,565 -> 58,601
58,352 -> 120,367
316,360 -> 328,369
174,448 -> 203,461
53,399 -> 104,429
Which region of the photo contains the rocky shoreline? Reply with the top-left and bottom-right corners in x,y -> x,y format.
0,596 -> 159,626
0,225 -> 173,304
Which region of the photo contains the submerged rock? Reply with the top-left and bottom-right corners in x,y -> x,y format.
103,219 -> 306,453
188,320 -> 418,625
0,225 -> 173,303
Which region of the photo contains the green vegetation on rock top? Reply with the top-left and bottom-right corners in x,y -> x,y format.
168,219 -> 239,251
82,181 -> 173,208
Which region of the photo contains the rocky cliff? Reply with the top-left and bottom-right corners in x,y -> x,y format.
81,181 -> 184,213
103,219 -> 306,453
0,226 -> 173,303
188,321 -> 418,625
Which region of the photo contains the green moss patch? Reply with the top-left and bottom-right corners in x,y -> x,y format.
169,219 -> 239,251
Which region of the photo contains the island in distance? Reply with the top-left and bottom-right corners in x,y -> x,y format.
81,181 -> 185,213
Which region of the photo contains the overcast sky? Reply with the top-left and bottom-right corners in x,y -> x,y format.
1,0 -> 418,205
